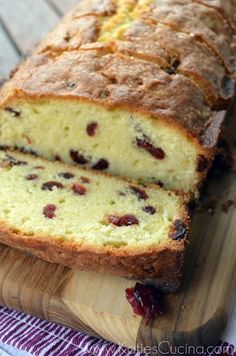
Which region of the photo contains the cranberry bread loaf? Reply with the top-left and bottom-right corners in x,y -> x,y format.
0,149 -> 189,291
0,0 -> 235,195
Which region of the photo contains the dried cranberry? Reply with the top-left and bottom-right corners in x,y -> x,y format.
72,183 -> 87,195
64,34 -> 71,42
197,155 -> 209,172
87,122 -> 98,137
143,205 -> 156,215
43,204 -> 56,219
70,150 -> 89,165
154,180 -> 164,188
55,155 -> 62,161
4,107 -> 21,117
136,136 -> 165,160
59,172 -> 75,179
170,219 -> 187,240
108,214 -> 139,227
92,159 -> 109,170
42,181 -> 64,191
4,155 -> 27,166
26,174 -> 38,181
130,185 -> 148,200
126,282 -> 164,319
80,176 -> 90,183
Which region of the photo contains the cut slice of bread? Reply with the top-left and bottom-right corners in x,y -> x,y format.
0,0 -> 234,196
0,149 -> 189,291
0,50 -> 226,196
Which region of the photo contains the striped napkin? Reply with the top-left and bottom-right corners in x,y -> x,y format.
0,302 -> 235,356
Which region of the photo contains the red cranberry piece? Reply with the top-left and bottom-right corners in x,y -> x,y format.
108,214 -> 139,227
26,174 -> 38,181
130,185 -> 148,200
143,205 -> 156,215
136,136 -> 165,160
43,204 -> 56,219
197,155 -> 209,172
80,176 -> 90,183
70,150 -> 88,165
126,282 -> 164,319
55,155 -> 62,161
42,181 -> 64,191
87,122 -> 98,137
64,34 -> 71,42
59,172 -> 75,179
170,219 -> 187,241
92,159 -> 109,170
72,183 -> 87,195
4,107 -> 21,117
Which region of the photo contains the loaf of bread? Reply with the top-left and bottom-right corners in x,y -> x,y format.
0,0 -> 235,196
0,149 -> 189,291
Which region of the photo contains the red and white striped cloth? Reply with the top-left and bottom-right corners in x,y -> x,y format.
0,304 -> 235,356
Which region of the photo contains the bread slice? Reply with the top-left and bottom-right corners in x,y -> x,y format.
0,0 -> 234,196
0,49 -> 227,196
0,149 -> 189,291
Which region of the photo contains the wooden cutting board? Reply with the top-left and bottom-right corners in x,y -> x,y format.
0,106 -> 236,355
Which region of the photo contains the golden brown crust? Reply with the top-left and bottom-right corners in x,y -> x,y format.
0,49 -> 213,142
193,0 -> 236,32
0,222 -> 186,292
119,22 -> 235,107
142,0 -> 235,72
68,0 -> 116,18
37,15 -> 100,54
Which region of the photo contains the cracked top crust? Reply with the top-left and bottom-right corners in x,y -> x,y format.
0,50 -> 214,144
68,0 -> 116,17
140,0 -> 235,72
1,0 -> 235,149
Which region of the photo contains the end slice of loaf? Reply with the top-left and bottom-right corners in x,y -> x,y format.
0,149 -> 189,291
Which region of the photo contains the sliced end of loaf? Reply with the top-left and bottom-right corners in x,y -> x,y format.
0,149 -> 189,288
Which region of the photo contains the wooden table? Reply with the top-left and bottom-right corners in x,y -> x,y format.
0,0 -> 78,80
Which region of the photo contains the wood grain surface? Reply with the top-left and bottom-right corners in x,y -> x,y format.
0,104 -> 235,355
